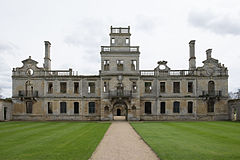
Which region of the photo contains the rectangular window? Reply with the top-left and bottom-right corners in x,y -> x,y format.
160,82 -> 166,93
208,99 -> 214,112
60,102 -> 67,113
131,60 -> 137,71
173,101 -> 180,113
74,102 -> 79,114
145,102 -> 151,114
145,82 -> 152,93
132,82 -> 137,93
160,102 -> 166,114
188,82 -> 193,93
126,38 -> 129,44
88,82 -> 95,93
103,82 -> 108,93
48,82 -> 53,94
60,82 -> 67,93
48,102 -> 53,114
103,60 -> 110,71
74,82 -> 79,94
173,82 -> 180,93
188,101 -> 193,113
89,102 -> 95,114
111,38 -> 115,44
26,101 -> 33,114
117,60 -> 124,71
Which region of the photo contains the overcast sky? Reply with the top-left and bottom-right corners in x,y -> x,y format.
0,0 -> 240,97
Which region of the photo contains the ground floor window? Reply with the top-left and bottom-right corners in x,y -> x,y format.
74,102 -> 79,114
26,101 -> 33,114
208,99 -> 214,112
160,102 -> 166,114
145,102 -> 151,114
89,102 -> 95,114
188,101 -> 193,113
48,102 -> 53,114
60,102 -> 67,113
173,101 -> 180,113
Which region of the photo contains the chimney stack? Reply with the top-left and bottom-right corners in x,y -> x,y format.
44,41 -> 51,70
189,40 -> 196,70
206,49 -> 212,60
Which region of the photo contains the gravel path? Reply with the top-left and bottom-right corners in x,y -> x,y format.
89,121 -> 159,160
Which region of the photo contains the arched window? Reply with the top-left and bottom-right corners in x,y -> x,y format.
188,102 -> 193,113
208,81 -> 215,96
173,101 -> 180,113
145,102 -> 151,114
74,102 -> 79,114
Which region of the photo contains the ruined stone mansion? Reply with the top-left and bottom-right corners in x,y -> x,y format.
11,26 -> 229,121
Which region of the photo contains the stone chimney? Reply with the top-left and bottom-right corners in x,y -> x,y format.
44,41 -> 51,70
189,40 -> 196,70
206,49 -> 212,60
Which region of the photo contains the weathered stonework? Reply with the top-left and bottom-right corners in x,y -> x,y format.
0,99 -> 12,121
11,26 -> 229,121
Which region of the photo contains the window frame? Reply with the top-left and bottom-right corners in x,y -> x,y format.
60,102 -> 67,114
173,82 -> 180,93
173,101 -> 180,113
89,102 -> 96,114
144,102 -> 152,114
60,82 -> 67,93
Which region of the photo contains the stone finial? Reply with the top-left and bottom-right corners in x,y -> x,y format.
206,49 -> 212,59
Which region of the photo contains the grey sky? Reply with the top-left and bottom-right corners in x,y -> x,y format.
0,0 -> 240,97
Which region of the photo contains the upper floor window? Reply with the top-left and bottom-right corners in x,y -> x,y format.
48,102 -> 53,114
188,82 -> 193,93
131,60 -> 137,71
48,82 -> 53,94
160,82 -> 166,93
74,82 -> 79,94
103,60 -> 110,71
26,101 -> 33,114
60,82 -> 67,93
103,82 -> 108,93
111,38 -> 115,44
88,82 -> 95,93
145,102 -> 151,114
89,102 -> 95,114
173,82 -> 180,93
188,101 -> 193,113
117,60 -> 124,71
145,82 -> 152,93
126,38 -> 129,44
173,101 -> 180,113
60,102 -> 67,113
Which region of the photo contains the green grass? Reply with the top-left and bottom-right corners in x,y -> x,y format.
131,121 -> 240,160
0,121 -> 110,160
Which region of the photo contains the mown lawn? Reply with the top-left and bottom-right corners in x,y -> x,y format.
0,121 -> 110,160
131,121 -> 240,160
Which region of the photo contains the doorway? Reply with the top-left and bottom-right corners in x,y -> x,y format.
117,109 -> 121,116
4,107 -> 7,120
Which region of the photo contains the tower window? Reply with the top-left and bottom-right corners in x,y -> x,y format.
117,60 -> 124,71
132,82 -> 137,93
131,60 -> 137,71
103,60 -> 110,71
145,82 -> 152,93
160,82 -> 166,93
103,82 -> 108,93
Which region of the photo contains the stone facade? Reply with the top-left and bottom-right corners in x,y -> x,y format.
0,99 -> 12,121
12,26 -> 229,121
228,99 -> 240,121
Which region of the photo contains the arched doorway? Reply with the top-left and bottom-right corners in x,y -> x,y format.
113,100 -> 128,120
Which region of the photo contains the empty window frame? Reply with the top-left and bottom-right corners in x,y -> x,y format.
126,38 -> 129,44
74,82 -> 79,94
60,102 -> 67,114
208,99 -> 215,112
160,102 -> 166,114
160,82 -> 166,93
74,102 -> 79,114
131,60 -> 137,71
26,101 -> 33,114
173,101 -> 180,113
60,82 -> 67,93
145,82 -> 152,93
117,60 -> 124,71
89,102 -> 95,114
188,82 -> 193,93
48,82 -> 53,94
188,101 -> 193,113
48,102 -> 53,114
173,82 -> 180,93
111,38 -> 115,44
103,60 -> 110,71
132,82 -> 137,93
103,82 -> 108,93
88,82 -> 95,93
145,102 -> 151,114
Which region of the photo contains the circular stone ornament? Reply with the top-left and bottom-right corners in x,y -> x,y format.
26,68 -> 34,76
